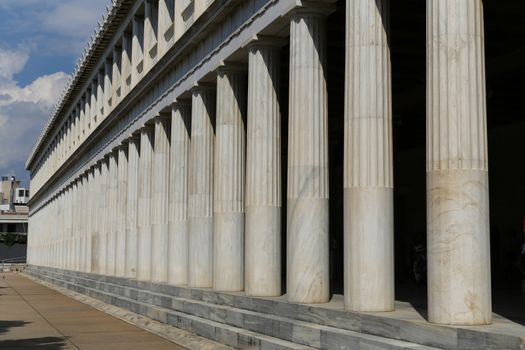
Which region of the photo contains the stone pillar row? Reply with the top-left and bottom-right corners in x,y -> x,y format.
33,0 -> 491,326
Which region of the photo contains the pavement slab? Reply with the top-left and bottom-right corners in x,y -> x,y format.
0,272 -> 187,350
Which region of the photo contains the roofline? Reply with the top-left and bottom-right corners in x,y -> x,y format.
25,0 -> 134,170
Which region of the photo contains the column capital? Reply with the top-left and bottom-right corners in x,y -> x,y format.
139,123 -> 155,133
171,99 -> 191,108
288,1 -> 335,18
242,35 -> 287,49
115,142 -> 129,151
190,82 -> 215,93
215,61 -> 247,74
154,113 -> 171,121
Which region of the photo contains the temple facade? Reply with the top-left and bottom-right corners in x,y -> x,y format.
25,0 -> 525,348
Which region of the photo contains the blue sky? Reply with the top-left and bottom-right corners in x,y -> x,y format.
0,0 -> 109,186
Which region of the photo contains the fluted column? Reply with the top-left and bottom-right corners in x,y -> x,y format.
188,86 -> 215,288
106,151 -> 118,276
168,102 -> 191,285
213,67 -> 246,292
137,126 -> 154,281
84,171 -> 92,273
116,145 -> 128,277
151,115 -> 170,283
78,175 -> 86,272
91,165 -> 100,273
74,177 -> 81,271
125,135 -> 140,278
344,0 -> 394,312
245,41 -> 282,297
287,9 -> 330,303
99,157 -> 109,275
427,0 -> 491,325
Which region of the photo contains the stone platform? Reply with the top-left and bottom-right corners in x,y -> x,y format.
25,266 -> 525,350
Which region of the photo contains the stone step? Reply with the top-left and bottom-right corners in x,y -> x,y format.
25,268 -> 315,350
26,266 -> 525,350
27,267 -> 443,350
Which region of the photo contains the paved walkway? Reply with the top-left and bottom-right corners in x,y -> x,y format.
0,273 -> 186,350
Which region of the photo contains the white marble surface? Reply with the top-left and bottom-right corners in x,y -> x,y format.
106,152 -> 118,276
137,127 -> 154,281
245,42 -> 282,297
125,137 -> 140,279
168,103 -> 191,286
287,11 -> 330,304
115,146 -> 128,277
151,116 -> 170,283
426,0 -> 491,325
213,68 -> 246,292
344,0 -> 394,312
98,159 -> 109,275
188,87 -> 215,288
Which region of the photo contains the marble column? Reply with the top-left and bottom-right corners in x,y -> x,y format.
106,150 -> 118,276
91,165 -> 100,273
78,175 -> 86,272
287,9 -> 330,303
151,115 -> 170,283
188,85 -> 215,288
125,135 -> 140,278
137,126 -> 154,281
344,0 -> 394,312
99,157 -> 109,275
168,102 -> 191,285
84,171 -> 92,273
427,0 -> 491,325
116,145 -> 128,277
74,177 -> 82,271
245,41 -> 282,297
213,66 -> 246,292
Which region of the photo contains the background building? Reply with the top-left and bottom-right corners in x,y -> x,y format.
0,176 -> 28,263
24,0 -> 525,349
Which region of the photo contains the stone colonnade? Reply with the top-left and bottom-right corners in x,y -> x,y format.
28,0 -> 491,326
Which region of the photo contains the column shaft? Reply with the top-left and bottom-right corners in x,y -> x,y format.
427,0 -> 491,325
116,146 -> 128,277
213,68 -> 246,291
125,137 -> 140,278
245,43 -> 282,297
287,11 -> 330,303
106,152 -> 118,276
169,103 -> 191,285
188,87 -> 215,288
151,116 -> 170,283
137,127 -> 154,281
91,165 -> 101,273
344,0 -> 394,312
99,158 -> 109,275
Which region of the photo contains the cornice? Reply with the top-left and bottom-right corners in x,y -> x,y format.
26,0 -> 135,170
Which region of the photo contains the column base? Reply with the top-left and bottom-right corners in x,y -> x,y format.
344,187 -> 394,312
137,225 -> 152,282
427,169 -> 491,325
188,216 -> 213,288
213,212 -> 244,292
287,197 -> 329,304
245,206 -> 281,297
151,223 -> 169,283
168,219 -> 189,286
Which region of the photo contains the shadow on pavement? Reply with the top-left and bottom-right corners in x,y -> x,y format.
0,321 -> 68,349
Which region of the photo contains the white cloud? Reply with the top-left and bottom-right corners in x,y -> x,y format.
0,47 -> 29,80
0,46 -> 69,181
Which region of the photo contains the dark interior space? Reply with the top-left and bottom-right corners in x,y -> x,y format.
299,0 -> 525,321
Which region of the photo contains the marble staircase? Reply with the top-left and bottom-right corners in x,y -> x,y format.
24,266 -> 525,350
